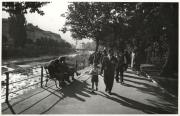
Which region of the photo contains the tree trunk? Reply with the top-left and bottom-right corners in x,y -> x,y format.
160,32 -> 178,76
95,39 -> 99,52
160,4 -> 178,77
9,13 -> 27,47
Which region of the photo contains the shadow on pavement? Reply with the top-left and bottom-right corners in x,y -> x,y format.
141,65 -> 178,97
98,91 -> 176,114
118,74 -> 178,113
125,70 -> 136,75
2,71 -> 177,114
40,87 -> 64,114
60,79 -> 92,101
123,74 -> 178,106
2,78 -> 92,114
124,74 -> 151,81
151,76 -> 178,97
18,88 -> 57,114
39,79 -> 93,114
123,82 -> 160,96
2,84 -> 55,113
124,78 -> 152,87
122,83 -> 177,112
6,101 -> 16,114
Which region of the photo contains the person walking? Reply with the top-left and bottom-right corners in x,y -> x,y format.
131,49 -> 135,70
115,50 -> 126,84
88,52 -> 95,65
89,63 -> 99,92
124,50 -> 130,71
134,49 -> 141,75
101,49 -> 117,95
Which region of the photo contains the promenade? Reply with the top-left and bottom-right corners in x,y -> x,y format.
2,67 -> 178,114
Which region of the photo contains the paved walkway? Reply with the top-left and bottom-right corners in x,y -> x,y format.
2,67 -> 178,114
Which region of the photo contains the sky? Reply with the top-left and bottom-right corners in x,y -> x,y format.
2,1 -> 93,46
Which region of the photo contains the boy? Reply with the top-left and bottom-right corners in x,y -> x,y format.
89,63 -> 99,92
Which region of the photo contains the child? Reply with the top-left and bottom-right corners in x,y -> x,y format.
89,63 -> 99,92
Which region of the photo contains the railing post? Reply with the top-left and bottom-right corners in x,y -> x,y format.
83,59 -> 85,68
41,66 -> 43,88
75,60 -> 78,70
5,72 -> 9,103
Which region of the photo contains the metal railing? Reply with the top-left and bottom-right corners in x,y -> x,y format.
1,58 -> 88,103
2,66 -> 44,103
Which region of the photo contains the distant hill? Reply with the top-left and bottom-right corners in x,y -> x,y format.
26,23 -> 63,42
2,18 -> 66,44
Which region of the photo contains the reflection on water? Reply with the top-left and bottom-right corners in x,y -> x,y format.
65,53 -> 77,57
1,66 -> 46,103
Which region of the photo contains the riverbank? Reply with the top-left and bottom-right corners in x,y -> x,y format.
2,50 -> 94,73
2,55 -> 64,73
2,51 -> 77,65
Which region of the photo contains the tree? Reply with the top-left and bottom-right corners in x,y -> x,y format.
159,4 -> 178,76
2,35 -> 8,49
63,2 -> 109,51
130,3 -> 178,76
8,13 -> 27,47
63,2 -> 178,76
2,2 -> 49,47
63,2 -> 138,51
2,2 -> 49,16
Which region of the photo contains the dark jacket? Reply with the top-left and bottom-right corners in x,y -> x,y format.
101,55 -> 117,75
116,54 -> 126,69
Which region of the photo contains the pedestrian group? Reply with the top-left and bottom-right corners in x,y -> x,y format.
45,48 -> 140,95
88,48 -> 140,94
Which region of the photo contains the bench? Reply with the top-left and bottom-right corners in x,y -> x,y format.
43,63 -> 79,88
44,66 -> 58,88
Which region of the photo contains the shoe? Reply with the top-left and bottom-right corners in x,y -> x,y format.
96,88 -> 98,91
108,91 -> 112,95
59,82 -> 66,87
76,73 -> 81,76
65,79 -> 71,84
91,90 -> 94,93
105,88 -> 108,92
121,81 -> 124,85
116,79 -> 119,83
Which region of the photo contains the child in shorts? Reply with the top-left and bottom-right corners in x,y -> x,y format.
89,63 -> 99,92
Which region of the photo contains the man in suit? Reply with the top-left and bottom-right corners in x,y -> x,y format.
101,49 -> 117,94
115,50 -> 126,84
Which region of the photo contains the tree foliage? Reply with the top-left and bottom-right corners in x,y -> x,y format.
63,2 -> 137,51
63,2 -> 178,76
2,2 -> 49,47
129,3 -> 178,76
8,14 -> 27,47
2,2 -> 49,16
